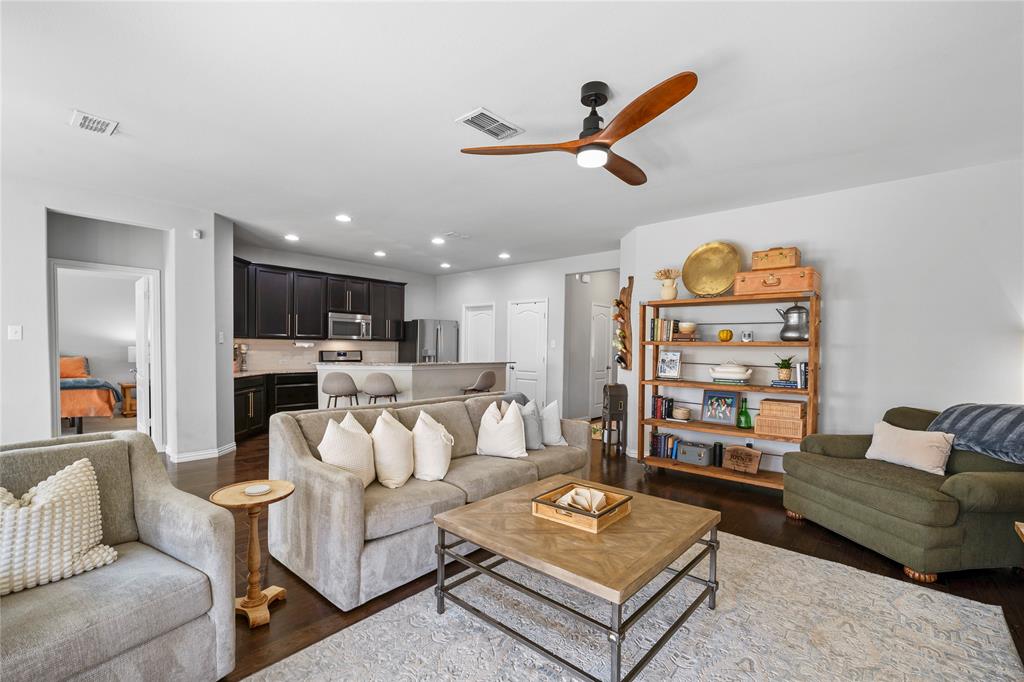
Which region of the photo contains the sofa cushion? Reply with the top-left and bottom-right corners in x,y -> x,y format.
0,541 -> 211,681
363,478 -> 466,540
0,436 -> 139,545
784,451 -> 958,527
393,401 -> 478,458
523,445 -> 589,479
464,393 -> 528,433
295,406 -> 389,457
443,455 -> 538,502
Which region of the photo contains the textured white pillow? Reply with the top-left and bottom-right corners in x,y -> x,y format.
372,410 -> 414,488
521,400 -> 546,451
541,401 -> 568,446
865,421 -> 954,476
0,458 -> 118,596
476,401 -> 527,458
318,413 -> 376,488
412,411 -> 454,481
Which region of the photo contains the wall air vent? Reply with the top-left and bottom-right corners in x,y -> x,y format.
69,109 -> 119,136
455,107 -> 524,140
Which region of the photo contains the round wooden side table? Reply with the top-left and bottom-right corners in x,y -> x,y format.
210,479 -> 294,628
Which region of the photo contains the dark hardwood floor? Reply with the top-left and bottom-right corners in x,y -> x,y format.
166,433 -> 1024,680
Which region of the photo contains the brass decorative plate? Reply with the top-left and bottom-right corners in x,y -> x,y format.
681,241 -> 740,296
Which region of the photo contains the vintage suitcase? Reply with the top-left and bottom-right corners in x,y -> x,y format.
751,246 -> 801,271
734,266 -> 821,296
676,441 -> 712,467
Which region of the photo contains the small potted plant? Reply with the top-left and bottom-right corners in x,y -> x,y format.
654,268 -> 681,300
775,355 -> 795,381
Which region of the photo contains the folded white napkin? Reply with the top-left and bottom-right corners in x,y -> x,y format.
556,486 -> 607,513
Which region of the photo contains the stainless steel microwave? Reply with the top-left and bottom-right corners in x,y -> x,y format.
328,312 -> 372,340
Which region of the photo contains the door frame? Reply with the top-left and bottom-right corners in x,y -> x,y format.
48,258 -> 165,450
461,302 -> 496,362
589,302 -> 613,419
506,298 -> 548,405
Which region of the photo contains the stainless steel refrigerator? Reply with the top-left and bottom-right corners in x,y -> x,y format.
398,320 -> 459,363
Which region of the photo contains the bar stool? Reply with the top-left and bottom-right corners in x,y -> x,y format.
462,370 -> 496,394
323,372 -> 359,407
363,373 -> 398,404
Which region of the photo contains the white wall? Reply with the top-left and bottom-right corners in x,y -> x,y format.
563,269 -> 620,418
214,215 -> 235,449
56,270 -> 138,388
619,160 -> 1024,469
435,250 -> 620,407
233,242 -> 437,320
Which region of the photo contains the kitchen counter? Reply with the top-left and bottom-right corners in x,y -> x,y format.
233,368 -> 316,379
314,361 -> 508,406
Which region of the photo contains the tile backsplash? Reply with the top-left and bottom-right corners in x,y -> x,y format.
234,339 -> 398,371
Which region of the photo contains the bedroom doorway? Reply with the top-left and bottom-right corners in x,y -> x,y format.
49,259 -> 164,449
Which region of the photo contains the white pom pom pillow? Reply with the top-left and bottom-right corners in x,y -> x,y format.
372,410 -> 414,488
477,400 -> 527,458
318,413 -> 376,488
541,401 -> 568,446
412,411 -> 455,481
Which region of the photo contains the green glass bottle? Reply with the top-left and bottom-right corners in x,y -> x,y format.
737,397 -> 753,429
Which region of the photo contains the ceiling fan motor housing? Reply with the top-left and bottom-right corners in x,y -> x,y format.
579,80 -> 610,138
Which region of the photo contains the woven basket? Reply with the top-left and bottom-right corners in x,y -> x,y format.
754,415 -> 806,439
759,399 -> 807,420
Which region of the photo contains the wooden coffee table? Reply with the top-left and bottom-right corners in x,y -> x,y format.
434,475 -> 721,682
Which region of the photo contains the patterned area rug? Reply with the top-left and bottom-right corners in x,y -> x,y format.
249,533 -> 1022,681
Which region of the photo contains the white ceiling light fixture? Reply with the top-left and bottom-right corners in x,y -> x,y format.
440,262 -> 451,269
576,144 -> 609,169
284,234 -> 300,241
334,214 -> 352,223
498,252 -> 511,260
431,237 -> 445,245
373,250 -> 386,257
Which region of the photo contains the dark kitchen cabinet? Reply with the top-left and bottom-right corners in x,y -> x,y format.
328,277 -> 370,314
292,273 -> 326,338
370,282 -> 405,340
254,266 -> 292,338
233,258 -> 254,338
234,376 -> 267,440
268,372 -> 319,413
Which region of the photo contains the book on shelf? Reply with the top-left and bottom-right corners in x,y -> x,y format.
649,432 -> 683,459
650,394 -> 676,419
712,379 -> 750,385
772,363 -> 809,389
648,318 -> 697,342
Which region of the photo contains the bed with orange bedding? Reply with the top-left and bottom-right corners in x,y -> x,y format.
59,356 -> 121,421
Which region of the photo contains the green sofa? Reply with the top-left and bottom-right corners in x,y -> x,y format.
783,407 -> 1024,581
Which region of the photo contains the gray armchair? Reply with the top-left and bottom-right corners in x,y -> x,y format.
0,431 -> 235,681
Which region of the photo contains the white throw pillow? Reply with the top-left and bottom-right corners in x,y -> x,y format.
476,400 -> 527,458
865,421 -> 954,476
541,401 -> 568,446
372,410 -> 414,488
0,458 -> 118,595
318,413 -> 376,488
412,411 -> 454,481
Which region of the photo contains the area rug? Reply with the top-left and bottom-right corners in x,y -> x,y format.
248,532 -> 1023,681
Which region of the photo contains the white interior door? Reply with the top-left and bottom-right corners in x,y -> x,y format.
507,300 -> 547,404
462,304 -> 495,362
134,277 -> 151,435
589,303 -> 613,418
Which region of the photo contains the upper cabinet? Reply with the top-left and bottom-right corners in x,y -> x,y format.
292,272 -> 326,338
370,282 -> 405,340
254,265 -> 293,338
327,277 -> 370,314
233,258 -> 254,338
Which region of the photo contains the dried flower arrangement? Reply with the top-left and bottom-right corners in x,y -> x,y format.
653,268 -> 681,281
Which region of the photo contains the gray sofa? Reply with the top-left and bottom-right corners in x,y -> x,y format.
0,431 -> 235,682
269,392 -> 591,611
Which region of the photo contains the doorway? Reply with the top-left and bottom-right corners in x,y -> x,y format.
49,259 -> 164,448
589,303 -> 613,418
506,299 -> 548,404
462,303 -> 495,362
562,269 -> 620,419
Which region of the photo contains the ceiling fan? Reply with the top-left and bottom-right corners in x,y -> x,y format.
461,71 -> 697,186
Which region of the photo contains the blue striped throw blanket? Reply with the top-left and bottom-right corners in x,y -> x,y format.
927,403 -> 1024,465
60,378 -> 123,402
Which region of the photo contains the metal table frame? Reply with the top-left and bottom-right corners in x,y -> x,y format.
435,526 -> 719,682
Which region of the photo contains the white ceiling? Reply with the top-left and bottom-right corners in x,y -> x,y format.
3,2 -> 1021,274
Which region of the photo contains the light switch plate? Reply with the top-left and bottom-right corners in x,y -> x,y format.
7,325 -> 23,341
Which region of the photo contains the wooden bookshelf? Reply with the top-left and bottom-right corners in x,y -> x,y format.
638,289 -> 822,489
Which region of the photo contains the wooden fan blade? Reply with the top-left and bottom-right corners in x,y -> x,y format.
604,151 -> 647,186
461,139 -> 583,155
595,71 -> 697,145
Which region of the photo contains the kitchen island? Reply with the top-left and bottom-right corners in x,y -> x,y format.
315,362 -> 508,407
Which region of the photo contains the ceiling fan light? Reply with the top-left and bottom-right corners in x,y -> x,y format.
576,145 -> 609,168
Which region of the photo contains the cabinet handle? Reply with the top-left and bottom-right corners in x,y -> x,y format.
347,290 -> 352,310
286,313 -> 290,336
295,313 -> 299,334
248,392 -> 253,418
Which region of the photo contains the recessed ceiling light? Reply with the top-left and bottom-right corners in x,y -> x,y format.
498,252 -> 511,259
335,214 -> 352,223
373,250 -> 386,257
440,262 -> 451,269
284,234 -> 300,242
431,237 -> 446,245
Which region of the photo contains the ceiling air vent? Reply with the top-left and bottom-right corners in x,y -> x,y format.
69,109 -> 119,136
455,107 -> 524,140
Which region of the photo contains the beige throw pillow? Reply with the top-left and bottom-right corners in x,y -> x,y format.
318,413 -> 376,488
865,421 -> 954,476
412,411 -> 454,481
372,410 -> 414,488
541,401 -> 568,446
0,458 -> 118,595
476,400 -> 527,458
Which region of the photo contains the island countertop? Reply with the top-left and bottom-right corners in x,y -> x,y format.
314,361 -> 507,406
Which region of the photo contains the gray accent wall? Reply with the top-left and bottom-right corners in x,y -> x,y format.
562,269 -> 620,419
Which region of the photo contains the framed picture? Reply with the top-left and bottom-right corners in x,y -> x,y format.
701,389 -> 739,425
656,350 -> 682,378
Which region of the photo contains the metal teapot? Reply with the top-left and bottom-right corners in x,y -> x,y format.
777,303 -> 810,341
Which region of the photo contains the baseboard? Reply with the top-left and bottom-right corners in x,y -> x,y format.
166,441 -> 236,462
